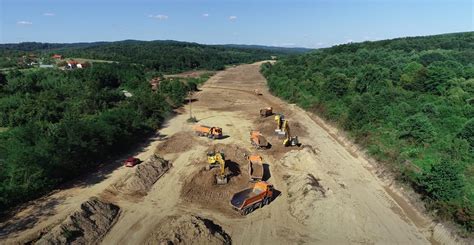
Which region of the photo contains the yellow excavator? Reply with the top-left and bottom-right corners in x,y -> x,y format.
282,121 -> 299,147
207,151 -> 228,185
274,114 -> 287,136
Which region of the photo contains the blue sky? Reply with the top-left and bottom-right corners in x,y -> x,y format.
1,0 -> 473,48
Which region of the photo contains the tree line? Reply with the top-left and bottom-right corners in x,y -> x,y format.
0,63 -> 209,212
261,32 -> 473,232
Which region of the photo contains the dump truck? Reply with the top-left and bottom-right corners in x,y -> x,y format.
248,155 -> 264,182
230,181 -> 274,215
250,130 -> 269,149
193,125 -> 223,139
259,107 -> 273,117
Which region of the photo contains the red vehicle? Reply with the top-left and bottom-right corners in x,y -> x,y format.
124,157 -> 140,167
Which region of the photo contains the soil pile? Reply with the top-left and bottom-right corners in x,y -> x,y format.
181,144 -> 253,216
109,154 -> 171,198
145,215 -> 231,245
155,131 -> 199,155
284,173 -> 326,224
279,148 -> 327,224
35,197 -> 120,245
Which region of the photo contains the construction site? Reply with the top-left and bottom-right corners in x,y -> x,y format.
0,62 -> 460,244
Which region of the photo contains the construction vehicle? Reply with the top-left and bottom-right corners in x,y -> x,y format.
248,155 -> 264,182
207,151 -> 228,185
124,157 -> 140,167
259,107 -> 273,117
283,122 -> 299,147
250,130 -> 269,149
230,181 -> 274,215
193,125 -> 223,139
254,89 -> 262,95
274,114 -> 287,136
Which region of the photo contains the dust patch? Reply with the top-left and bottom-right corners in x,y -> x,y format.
145,215 -> 231,245
180,144 -> 253,216
105,154 -> 171,200
155,131 -> 201,155
34,197 -> 120,245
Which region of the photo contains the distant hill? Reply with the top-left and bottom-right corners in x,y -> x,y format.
0,40 -> 310,72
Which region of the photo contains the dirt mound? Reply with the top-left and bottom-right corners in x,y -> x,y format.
107,154 -> 171,199
35,197 -> 120,245
155,131 -> 200,155
283,173 -> 326,224
145,215 -> 231,245
279,148 -> 327,224
181,144 -> 253,216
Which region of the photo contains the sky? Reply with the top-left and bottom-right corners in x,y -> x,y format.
0,0 -> 473,48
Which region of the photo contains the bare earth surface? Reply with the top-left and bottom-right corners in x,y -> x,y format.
0,62 -> 462,244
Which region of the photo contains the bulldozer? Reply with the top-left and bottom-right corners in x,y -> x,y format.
274,114 -> 287,136
206,151 -> 228,185
282,122 -> 299,147
259,107 -> 273,117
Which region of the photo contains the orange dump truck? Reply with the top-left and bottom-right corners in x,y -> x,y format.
250,130 -> 269,149
230,181 -> 274,215
248,155 -> 264,182
193,125 -> 223,139
259,107 -> 273,117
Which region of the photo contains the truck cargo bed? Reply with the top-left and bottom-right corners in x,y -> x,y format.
249,162 -> 263,180
230,189 -> 258,209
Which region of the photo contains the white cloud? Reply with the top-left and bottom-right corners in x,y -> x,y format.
228,16 -> 237,21
148,14 -> 168,20
43,13 -> 55,16
346,39 -> 354,43
202,13 -> 209,17
17,21 -> 33,25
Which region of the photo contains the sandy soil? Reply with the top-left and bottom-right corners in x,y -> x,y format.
0,62 -> 464,245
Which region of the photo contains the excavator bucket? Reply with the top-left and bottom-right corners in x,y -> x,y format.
216,175 -> 228,185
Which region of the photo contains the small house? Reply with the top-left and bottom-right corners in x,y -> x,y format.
52,54 -> 62,59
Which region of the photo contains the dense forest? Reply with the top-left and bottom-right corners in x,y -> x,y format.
0,40 -> 307,72
261,32 -> 474,231
0,63 -> 211,212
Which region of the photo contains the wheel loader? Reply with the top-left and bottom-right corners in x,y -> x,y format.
206,151 -> 228,185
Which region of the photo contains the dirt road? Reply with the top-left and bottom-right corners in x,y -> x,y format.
1,62 -> 457,244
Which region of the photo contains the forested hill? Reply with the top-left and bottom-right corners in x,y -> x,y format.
0,40 -> 308,72
261,32 -> 474,231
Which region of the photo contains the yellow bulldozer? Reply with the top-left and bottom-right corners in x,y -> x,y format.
207,151 -> 228,185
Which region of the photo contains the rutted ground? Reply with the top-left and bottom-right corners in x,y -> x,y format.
0,62 -> 461,244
